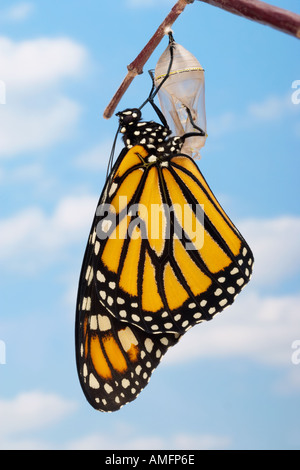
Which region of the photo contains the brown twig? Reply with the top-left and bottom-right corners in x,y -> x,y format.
103,0 -> 194,119
197,0 -> 300,38
103,0 -> 300,119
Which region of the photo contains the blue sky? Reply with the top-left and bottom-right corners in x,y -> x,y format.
0,0 -> 299,450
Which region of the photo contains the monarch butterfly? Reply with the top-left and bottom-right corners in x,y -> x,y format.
75,42 -> 254,413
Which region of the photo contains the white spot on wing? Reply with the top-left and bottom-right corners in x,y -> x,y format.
214,288 -> 222,296
97,271 -> 106,282
122,378 -> 130,389
99,315 -> 111,331
89,374 -> 100,389
144,338 -> 154,353
94,241 -> 100,255
104,383 -> 113,394
100,290 -> 106,300
90,315 -> 98,330
230,267 -> 239,275
118,327 -> 138,352
109,182 -> 118,198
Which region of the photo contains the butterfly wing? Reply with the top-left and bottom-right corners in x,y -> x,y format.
75,229 -> 180,412
76,109 -> 254,412
92,145 -> 253,336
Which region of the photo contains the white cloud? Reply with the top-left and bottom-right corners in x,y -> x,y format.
0,96 -> 81,157
0,36 -> 88,93
75,141 -> 119,171
75,136 -> 126,171
0,2 -> 34,22
0,388 -> 230,450
0,35 -> 89,157
209,93 -> 300,138
0,194 -> 97,273
275,367 -> 300,395
0,162 -> 56,194
68,431 -> 230,450
0,391 -> 76,443
248,94 -> 294,121
164,290 -> 300,368
173,433 -> 231,450
0,438 -> 51,451
239,216 -> 300,287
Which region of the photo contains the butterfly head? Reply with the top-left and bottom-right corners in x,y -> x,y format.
116,108 -> 141,127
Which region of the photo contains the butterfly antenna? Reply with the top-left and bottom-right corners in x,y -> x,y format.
106,123 -> 121,181
139,31 -> 175,127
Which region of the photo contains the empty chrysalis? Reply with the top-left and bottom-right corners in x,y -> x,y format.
155,32 -> 207,158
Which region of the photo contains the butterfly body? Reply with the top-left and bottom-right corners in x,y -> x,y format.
75,108 -> 253,412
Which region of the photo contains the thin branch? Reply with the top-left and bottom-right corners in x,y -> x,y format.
103,0 -> 300,119
103,0 -> 194,119
197,0 -> 300,38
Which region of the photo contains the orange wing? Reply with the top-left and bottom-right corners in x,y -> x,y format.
90,145 -> 253,335
75,109 -> 253,412
76,259 -> 180,412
